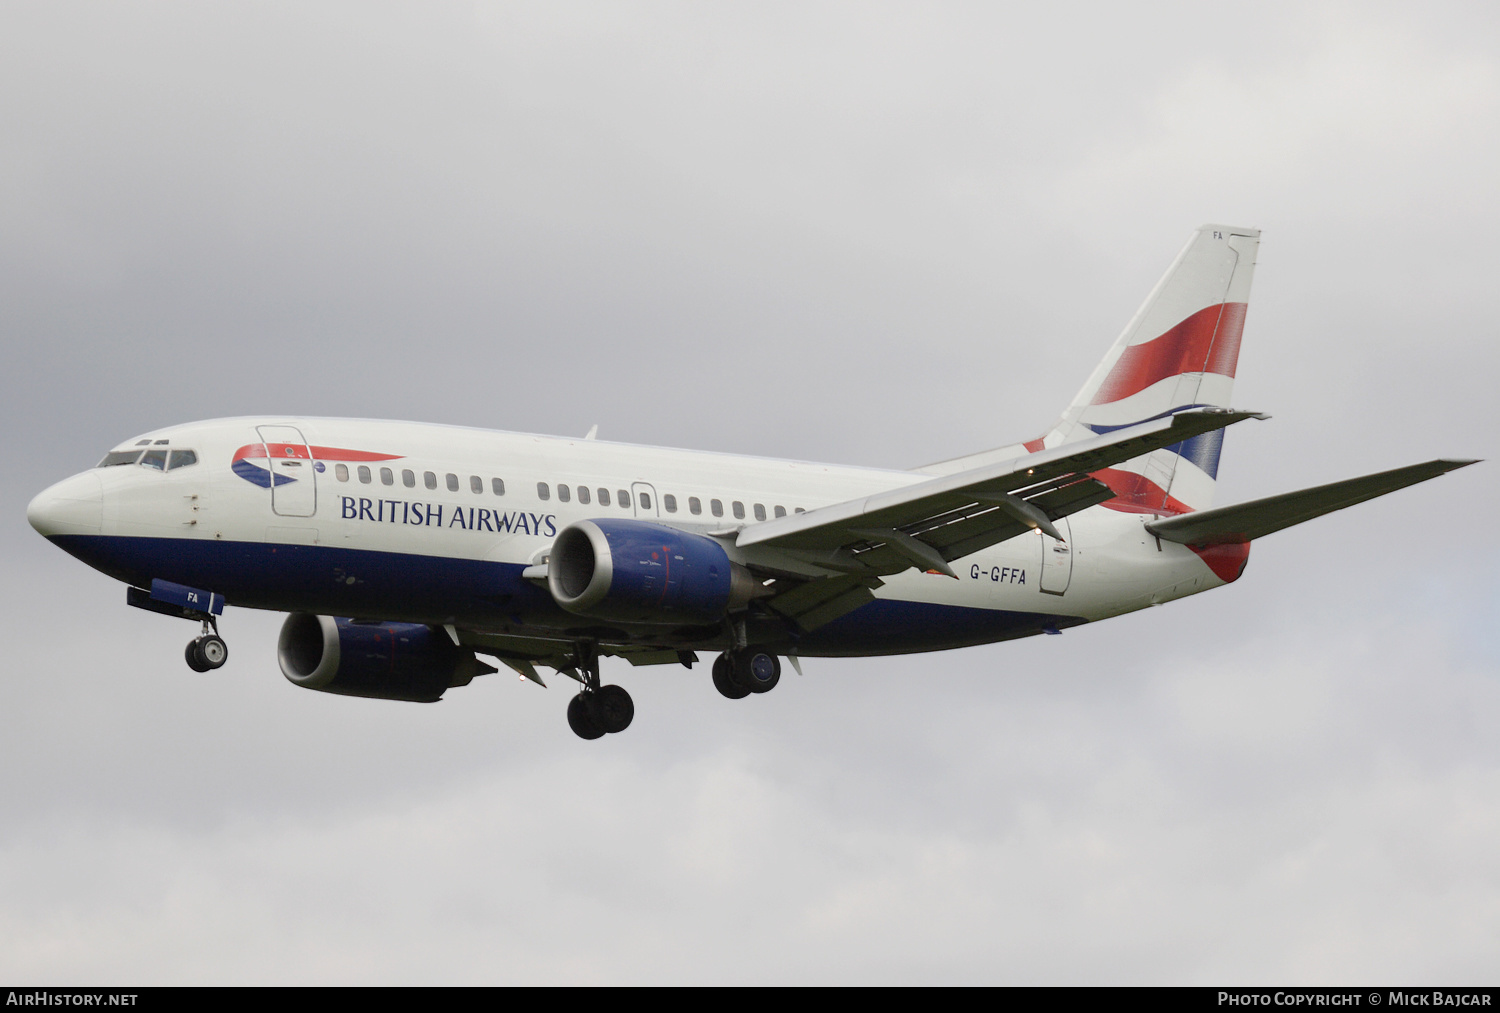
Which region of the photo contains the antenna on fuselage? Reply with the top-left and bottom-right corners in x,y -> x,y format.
583,425 -> 598,440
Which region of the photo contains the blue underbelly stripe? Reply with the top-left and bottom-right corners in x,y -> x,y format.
48,534 -> 1086,653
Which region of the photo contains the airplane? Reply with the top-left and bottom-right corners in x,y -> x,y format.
26,224 -> 1478,739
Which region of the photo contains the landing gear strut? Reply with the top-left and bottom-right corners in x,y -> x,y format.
566,642 -> 634,740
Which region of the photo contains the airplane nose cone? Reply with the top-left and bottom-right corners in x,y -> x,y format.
28,471 -> 104,537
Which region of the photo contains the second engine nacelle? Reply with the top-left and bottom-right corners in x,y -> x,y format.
547,518 -> 759,624
277,614 -> 495,703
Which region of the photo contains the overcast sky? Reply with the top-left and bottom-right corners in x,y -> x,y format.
2,1 -> 1496,984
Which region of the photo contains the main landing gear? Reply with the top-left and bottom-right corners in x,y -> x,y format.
559,641 -> 781,739
184,617 -> 229,672
712,648 -> 781,699
565,642 -> 634,740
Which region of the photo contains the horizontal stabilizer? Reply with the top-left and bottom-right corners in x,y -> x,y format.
1145,459 -> 1479,547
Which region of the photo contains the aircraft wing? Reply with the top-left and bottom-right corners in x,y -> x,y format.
1145,458 -> 1479,547
737,408 -> 1266,580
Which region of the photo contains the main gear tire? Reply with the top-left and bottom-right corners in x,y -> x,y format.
712,653 -> 750,700
733,649 -> 781,694
567,693 -> 606,740
594,684 -> 634,734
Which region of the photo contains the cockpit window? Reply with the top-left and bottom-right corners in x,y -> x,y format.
97,447 -> 198,470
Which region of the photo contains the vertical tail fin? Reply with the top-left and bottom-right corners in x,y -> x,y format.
1040,224 -> 1260,513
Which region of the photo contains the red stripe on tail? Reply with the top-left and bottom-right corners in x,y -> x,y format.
1091,302 -> 1247,405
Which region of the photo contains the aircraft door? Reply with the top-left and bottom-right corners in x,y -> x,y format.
1039,516 -> 1073,595
256,425 -> 317,517
631,482 -> 659,518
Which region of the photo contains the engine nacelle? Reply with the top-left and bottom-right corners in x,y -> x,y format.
277,614 -> 495,703
547,518 -> 759,624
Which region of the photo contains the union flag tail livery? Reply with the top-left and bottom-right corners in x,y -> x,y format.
26,226 -> 1476,740
1042,224 -> 1260,515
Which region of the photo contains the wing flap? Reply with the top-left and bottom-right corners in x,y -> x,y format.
1145,458 -> 1479,546
925,476 -> 1118,561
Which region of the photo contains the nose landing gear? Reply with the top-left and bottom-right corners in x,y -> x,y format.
125,583 -> 231,673
185,619 -> 229,672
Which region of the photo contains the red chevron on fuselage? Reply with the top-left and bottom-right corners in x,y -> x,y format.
232,444 -> 404,464
231,443 -> 404,488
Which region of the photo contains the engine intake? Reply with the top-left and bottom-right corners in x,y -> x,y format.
278,614 -> 495,702
547,519 -> 759,624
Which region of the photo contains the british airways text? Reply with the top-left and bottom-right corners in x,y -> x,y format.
340,496 -> 557,536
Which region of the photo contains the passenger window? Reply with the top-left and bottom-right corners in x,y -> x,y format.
425,471 -> 437,490
618,490 -> 630,508
140,450 -> 168,471
732,501 -> 745,520
403,469 -> 415,488
774,505 -> 786,518
381,467 -> 394,486
753,503 -> 766,521
446,473 -> 459,492
335,463 -> 349,482
711,499 -> 723,517
577,486 -> 591,504
558,484 -> 571,502
663,494 -> 677,513
492,478 -> 505,495
538,482 -> 551,500
598,488 -> 610,507
358,465 -> 372,484
167,450 -> 198,470
639,492 -> 651,510
689,497 -> 702,515
470,475 -> 482,494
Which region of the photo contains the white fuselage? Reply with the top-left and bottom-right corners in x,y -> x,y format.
30,416 -> 1238,657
